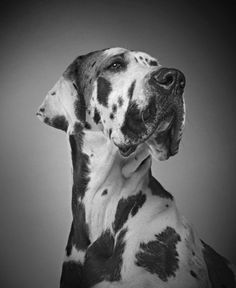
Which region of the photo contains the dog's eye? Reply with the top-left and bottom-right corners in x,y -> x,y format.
107,61 -> 123,71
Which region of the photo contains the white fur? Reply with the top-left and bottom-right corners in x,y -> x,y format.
37,48 -> 215,288
64,245 -> 85,264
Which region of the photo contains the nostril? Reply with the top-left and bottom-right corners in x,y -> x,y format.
161,74 -> 174,87
178,74 -> 186,89
152,68 -> 176,88
152,68 -> 185,92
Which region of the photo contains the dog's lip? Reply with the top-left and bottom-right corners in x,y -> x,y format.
155,114 -> 174,133
147,110 -> 179,159
153,113 -> 175,135
115,111 -> 175,157
117,144 -> 137,157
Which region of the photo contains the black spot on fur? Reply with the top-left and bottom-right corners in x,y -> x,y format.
102,189 -> 108,196
65,222 -> 74,257
110,113 -> 114,120
148,172 -> 173,200
85,122 -> 92,129
91,61 -> 96,67
136,226 -> 181,281
62,56 -> 88,123
118,96 -> 124,107
44,117 -> 50,125
190,270 -> 198,279
66,134 -> 91,262
51,91 -> 56,96
134,57 -> 138,63
201,240 -> 236,287
113,191 -> 146,233
131,193 -> 146,216
73,122 -> 83,134
69,132 -> 90,202
74,94 -> 86,123
97,77 -> 112,107
128,80 -> 136,99
112,104 -> 117,113
73,202 -> 90,250
51,115 -> 68,132
93,108 -> 101,124
84,228 -> 127,287
149,60 -> 158,66
60,261 -> 84,288
109,128 -> 112,139
139,56 -> 143,60
120,101 -> 147,142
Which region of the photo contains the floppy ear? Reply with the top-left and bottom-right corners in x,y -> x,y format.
62,49 -> 107,132
37,49 -> 106,133
37,56 -> 88,132
63,56 -> 87,125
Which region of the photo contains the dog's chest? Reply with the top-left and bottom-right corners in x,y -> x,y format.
72,132 -> 212,288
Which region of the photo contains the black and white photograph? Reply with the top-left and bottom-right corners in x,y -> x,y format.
0,1 -> 235,287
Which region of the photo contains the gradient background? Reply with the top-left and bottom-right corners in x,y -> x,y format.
0,0 -> 235,287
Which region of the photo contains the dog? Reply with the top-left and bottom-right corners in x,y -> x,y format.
37,47 -> 236,288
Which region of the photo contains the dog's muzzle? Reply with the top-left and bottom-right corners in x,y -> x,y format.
119,67 -> 186,158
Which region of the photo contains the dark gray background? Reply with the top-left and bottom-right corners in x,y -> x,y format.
0,0 -> 235,287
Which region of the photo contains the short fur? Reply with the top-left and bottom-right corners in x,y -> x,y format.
37,48 -> 236,288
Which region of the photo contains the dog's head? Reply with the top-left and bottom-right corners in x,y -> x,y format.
37,47 -> 185,160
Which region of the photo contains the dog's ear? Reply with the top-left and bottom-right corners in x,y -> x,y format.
62,50 -> 108,133
62,56 -> 87,126
37,55 -> 92,132
37,50 -> 106,133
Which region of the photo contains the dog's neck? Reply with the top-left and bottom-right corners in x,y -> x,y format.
68,129 -> 152,195
67,127 -> 152,241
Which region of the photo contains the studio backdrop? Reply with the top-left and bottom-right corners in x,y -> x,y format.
0,1 -> 235,287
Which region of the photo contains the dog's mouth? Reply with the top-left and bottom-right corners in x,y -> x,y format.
118,144 -> 138,157
117,107 -> 184,159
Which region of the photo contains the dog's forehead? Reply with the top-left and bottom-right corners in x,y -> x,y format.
102,47 -> 159,66
103,47 -> 128,57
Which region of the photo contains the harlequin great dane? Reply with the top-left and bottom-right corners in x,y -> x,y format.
37,47 -> 236,288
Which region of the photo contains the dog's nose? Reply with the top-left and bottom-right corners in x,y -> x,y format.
151,68 -> 185,94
